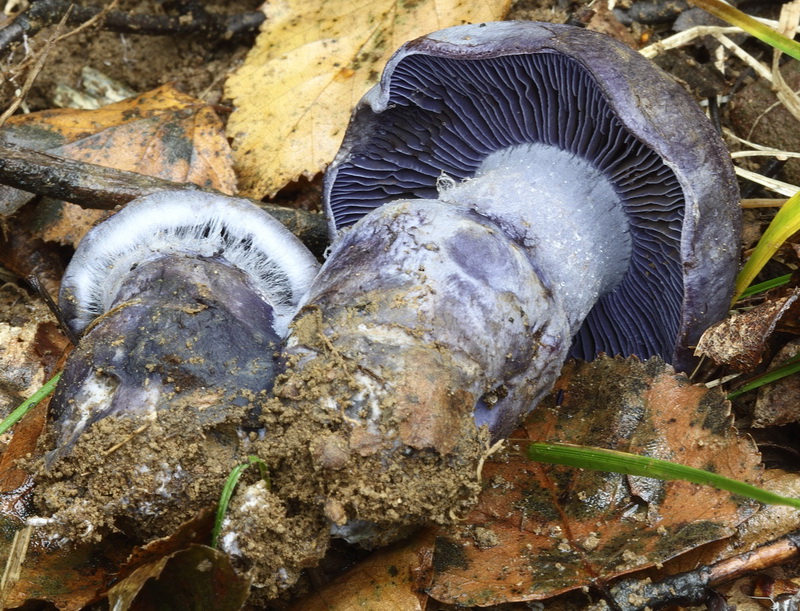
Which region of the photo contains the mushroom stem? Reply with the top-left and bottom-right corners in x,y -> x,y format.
285,141 -> 633,451
279,173 -> 629,533
440,142 -> 632,334
280,201 -> 547,534
50,253 -> 281,457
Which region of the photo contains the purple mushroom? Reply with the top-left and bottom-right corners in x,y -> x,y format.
48,190 -> 320,459
277,21 -> 740,538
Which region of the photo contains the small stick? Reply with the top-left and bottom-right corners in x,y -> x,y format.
0,143 -> 330,256
103,423 -> 150,456
606,529 -> 800,610
0,525 -> 32,609
0,6 -> 71,127
27,275 -> 78,345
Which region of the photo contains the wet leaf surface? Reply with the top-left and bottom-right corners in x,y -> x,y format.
1,530 -> 132,611
109,544 -> 250,611
0,84 -> 236,246
427,357 -> 762,606
288,528 -> 435,611
1,508 -> 219,610
224,0 -> 510,199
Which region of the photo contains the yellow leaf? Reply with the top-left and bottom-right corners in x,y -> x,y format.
225,0 -> 510,198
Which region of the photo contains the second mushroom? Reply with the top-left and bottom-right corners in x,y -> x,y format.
262,21 -> 741,544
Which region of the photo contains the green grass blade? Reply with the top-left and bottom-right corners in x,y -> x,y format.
727,353 -> 800,399
527,442 -> 800,509
733,191 -> 800,302
212,455 -> 270,548
0,371 -> 62,436
738,273 -> 792,299
690,0 -> 800,61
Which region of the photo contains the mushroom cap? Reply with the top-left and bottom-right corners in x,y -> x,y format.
323,21 -> 740,371
59,190 -> 321,337
49,254 -> 283,456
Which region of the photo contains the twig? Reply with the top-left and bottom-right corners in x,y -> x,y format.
103,423 -> 150,456
0,0 -> 265,56
606,529 -> 800,610
0,525 -> 31,609
51,0 -> 119,46
0,143 -> 330,256
0,4 -> 69,127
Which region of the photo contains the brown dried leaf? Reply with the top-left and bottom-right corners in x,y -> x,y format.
1,84 -> 236,246
0,220 -> 65,297
109,545 -> 250,611
660,468 -> 800,575
695,289 -> 800,371
753,339 -> 800,427
428,357 -> 761,606
288,528 -> 435,611
2,496 -> 215,610
1,532 -> 132,611
224,0 -> 510,199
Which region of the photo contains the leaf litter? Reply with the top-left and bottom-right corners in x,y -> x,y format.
426,357 -> 762,606
224,0 -> 510,199
0,3 -> 796,608
0,83 -> 236,245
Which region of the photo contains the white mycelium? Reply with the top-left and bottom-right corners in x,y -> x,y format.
60,191 -> 320,337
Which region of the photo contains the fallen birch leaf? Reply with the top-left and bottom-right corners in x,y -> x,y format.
225,0 -> 510,198
661,468 -> 800,575
427,356 -> 761,606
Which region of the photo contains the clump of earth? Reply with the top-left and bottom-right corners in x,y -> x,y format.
33,307 -> 490,597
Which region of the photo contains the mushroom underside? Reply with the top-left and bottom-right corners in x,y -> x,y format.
327,51 -> 687,363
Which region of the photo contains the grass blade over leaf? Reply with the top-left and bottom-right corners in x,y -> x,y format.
528,442 -> 800,509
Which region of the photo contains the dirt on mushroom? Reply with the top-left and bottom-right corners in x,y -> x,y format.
30,304 -> 489,597
218,306 -> 490,592
33,381 -> 259,542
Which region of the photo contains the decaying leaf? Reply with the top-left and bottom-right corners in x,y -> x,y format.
0,293 -> 66,413
0,84 -> 236,246
108,545 -> 250,611
427,357 -> 761,606
224,0 -> 510,199
0,531 -> 132,611
2,508 -> 218,610
661,468 -> 800,574
695,289 -> 800,371
753,339 -> 800,427
288,529 -> 435,611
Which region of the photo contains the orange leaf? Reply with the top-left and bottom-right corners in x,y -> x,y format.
1,84 -> 236,246
428,357 -> 761,606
